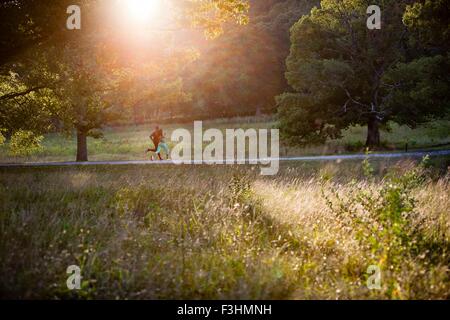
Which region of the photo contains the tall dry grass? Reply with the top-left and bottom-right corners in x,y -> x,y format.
0,159 -> 448,299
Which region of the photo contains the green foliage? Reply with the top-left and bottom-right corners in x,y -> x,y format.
184,0 -> 250,39
186,0 -> 319,119
323,157 -> 435,298
0,128 -> 6,145
277,92 -> 343,145
8,130 -> 44,156
362,149 -> 374,178
383,55 -> 450,126
0,67 -> 60,136
403,0 -> 450,54
277,0 -> 450,147
47,40 -> 120,138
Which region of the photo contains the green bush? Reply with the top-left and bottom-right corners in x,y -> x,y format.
0,129 -> 6,146
323,157 -> 433,298
8,130 -> 44,157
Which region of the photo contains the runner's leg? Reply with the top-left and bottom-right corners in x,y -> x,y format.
156,144 -> 163,160
161,143 -> 170,159
148,140 -> 160,159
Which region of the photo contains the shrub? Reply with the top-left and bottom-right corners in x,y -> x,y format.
322,157 -> 437,298
8,130 -> 44,157
0,129 -> 6,145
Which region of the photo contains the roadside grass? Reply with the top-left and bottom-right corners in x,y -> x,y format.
0,159 -> 448,299
284,120 -> 450,156
0,118 -> 449,163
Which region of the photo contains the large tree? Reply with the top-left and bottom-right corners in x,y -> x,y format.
0,0 -> 250,160
277,0 -> 449,147
46,38 -> 121,162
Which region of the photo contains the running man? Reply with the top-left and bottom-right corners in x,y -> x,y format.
146,125 -> 169,160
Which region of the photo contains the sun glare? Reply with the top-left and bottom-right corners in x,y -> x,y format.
121,0 -> 163,24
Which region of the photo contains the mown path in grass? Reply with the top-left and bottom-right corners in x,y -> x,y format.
1,149 -> 449,167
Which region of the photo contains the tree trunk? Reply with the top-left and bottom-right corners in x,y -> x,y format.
366,116 -> 381,148
76,129 -> 88,162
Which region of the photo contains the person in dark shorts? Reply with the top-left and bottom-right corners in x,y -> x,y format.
146,125 -> 164,160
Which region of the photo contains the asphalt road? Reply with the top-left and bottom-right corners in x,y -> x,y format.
0,149 -> 449,168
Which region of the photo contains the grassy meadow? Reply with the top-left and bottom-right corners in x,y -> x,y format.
0,117 -> 449,163
1,117 -> 449,299
0,157 -> 449,299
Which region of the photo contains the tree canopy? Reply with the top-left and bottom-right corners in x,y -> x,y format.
277,0 -> 450,147
0,0 -> 251,160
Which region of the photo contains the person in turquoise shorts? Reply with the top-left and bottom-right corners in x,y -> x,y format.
146,126 -> 170,160
155,135 -> 170,160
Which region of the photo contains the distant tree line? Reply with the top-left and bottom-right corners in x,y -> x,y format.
119,0 -> 319,123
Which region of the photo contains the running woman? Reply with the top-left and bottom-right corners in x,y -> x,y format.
147,126 -> 164,160
155,134 -> 170,160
